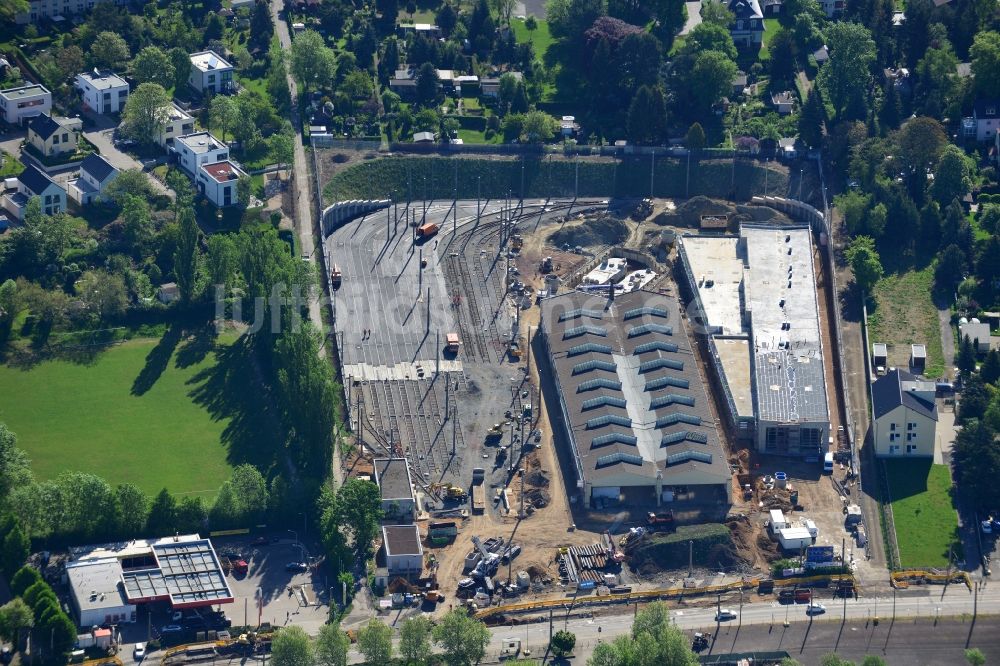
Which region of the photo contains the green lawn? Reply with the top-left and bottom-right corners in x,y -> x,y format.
0,330 -> 276,499
759,18 -> 781,61
885,460 -> 960,568
867,267 -> 946,378
511,19 -> 554,62
0,151 -> 24,178
457,128 -> 500,144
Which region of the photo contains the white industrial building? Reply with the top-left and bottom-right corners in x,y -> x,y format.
678,225 -> 831,457
539,289 -> 732,514
373,458 -> 416,521
381,525 -> 423,578
66,558 -> 137,628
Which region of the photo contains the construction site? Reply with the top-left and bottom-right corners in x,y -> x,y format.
323,194 -> 885,619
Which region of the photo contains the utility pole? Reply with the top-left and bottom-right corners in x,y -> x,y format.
650,152 -> 655,198
356,390 -> 363,449
526,326 -> 532,374
436,330 -> 440,376
686,150 -> 691,198
452,409 -> 457,456
842,538 -> 847,619
688,540 -> 693,578
477,176 -> 482,225
426,287 -> 431,334
454,160 -> 458,233
519,466 -> 525,519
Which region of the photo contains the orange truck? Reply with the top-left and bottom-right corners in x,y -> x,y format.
417,222 -> 439,239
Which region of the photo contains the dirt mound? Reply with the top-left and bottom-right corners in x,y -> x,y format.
386,577 -> 419,594
526,470 -> 550,487
759,488 -> 793,512
525,488 -> 550,508
547,215 -> 629,249
526,564 -> 549,579
651,196 -> 793,230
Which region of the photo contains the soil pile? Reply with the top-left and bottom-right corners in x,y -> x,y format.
547,215 -> 629,248
651,196 -> 793,229
526,470 -> 550,487
525,488 -> 551,508
628,523 -> 750,574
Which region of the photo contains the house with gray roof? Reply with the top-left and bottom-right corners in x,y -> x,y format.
871,369 -> 937,458
3,162 -> 65,219
727,0 -> 764,47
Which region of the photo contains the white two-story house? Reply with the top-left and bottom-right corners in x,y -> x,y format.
0,84 -> 52,125
68,153 -> 120,205
188,51 -> 234,95
971,99 -> 1000,143
2,163 -> 66,219
872,369 -> 938,458
156,103 -> 196,147
173,132 -> 229,176
197,160 -> 246,207
75,70 -> 129,115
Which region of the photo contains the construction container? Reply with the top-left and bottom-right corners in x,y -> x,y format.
417,222 -> 439,238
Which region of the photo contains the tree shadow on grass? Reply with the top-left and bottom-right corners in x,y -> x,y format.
185,336 -> 283,473
174,322 -> 219,370
131,323 -> 182,396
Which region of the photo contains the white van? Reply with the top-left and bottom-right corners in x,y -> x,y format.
823,452 -> 834,473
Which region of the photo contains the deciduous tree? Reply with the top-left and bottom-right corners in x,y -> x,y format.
173,206 -> 200,303
357,619 -> 392,665
845,236 -> 883,292
819,22 -> 876,118
400,616 -> 433,664
121,83 -> 171,146
90,31 -> 131,70
132,46 -> 175,89
272,625 -> 315,666
970,31 -> 1000,99
432,609 -> 491,666
315,622 -> 350,666
290,30 -> 336,91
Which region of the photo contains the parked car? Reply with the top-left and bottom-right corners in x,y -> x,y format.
715,609 -> 737,621
458,578 -> 476,590
286,562 -> 309,572
133,643 -> 146,661
692,633 -> 709,651
983,520 -> 993,535
251,536 -> 269,546
159,625 -> 183,635
806,603 -> 827,615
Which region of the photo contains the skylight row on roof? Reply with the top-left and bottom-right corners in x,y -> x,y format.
628,324 -> 673,338
645,375 -> 690,391
639,358 -> 684,373
564,325 -> 608,339
572,359 -> 617,375
582,395 -> 628,411
624,306 -> 669,320
591,432 -> 638,448
661,430 -> 709,445
650,393 -> 696,409
577,377 -> 623,392
559,308 -> 604,322
634,341 -> 679,355
596,451 -> 644,467
666,450 -> 713,465
655,413 -> 702,428
585,414 -> 632,429
568,342 -> 613,357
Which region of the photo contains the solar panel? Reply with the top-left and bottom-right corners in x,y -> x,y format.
628,324 -> 673,338
655,413 -> 702,428
568,342 -> 613,357
624,306 -> 669,320
577,377 -> 622,392
596,451 -> 644,467
666,450 -> 713,465
645,375 -> 690,391
572,359 -> 617,375
634,341 -> 679,355
559,308 -> 603,322
650,393 -> 696,409
661,430 -> 710,445
585,414 -> 632,429
591,432 -> 638,448
639,358 -> 684,373
582,395 -> 628,411
564,325 -> 608,339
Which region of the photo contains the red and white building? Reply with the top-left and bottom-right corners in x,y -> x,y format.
197,160 -> 246,207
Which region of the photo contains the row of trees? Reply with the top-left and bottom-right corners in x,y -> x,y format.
269,610 -> 490,666
0,566 -> 77,663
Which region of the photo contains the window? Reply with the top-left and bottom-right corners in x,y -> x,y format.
889,433 -> 897,442
103,92 -> 111,101
166,126 -> 173,133
889,444 -> 900,454
62,133 -> 68,143
44,194 -> 52,204
52,134 -> 59,144
906,433 -> 915,441
907,422 -> 915,430
906,444 -> 918,453
890,423 -> 896,431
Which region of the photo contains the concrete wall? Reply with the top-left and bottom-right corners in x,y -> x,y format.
320,199 -> 391,238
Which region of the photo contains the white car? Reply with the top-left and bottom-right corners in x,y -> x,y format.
806,603 -> 827,615
715,609 -> 737,621
133,643 -> 146,660
982,519 -> 994,535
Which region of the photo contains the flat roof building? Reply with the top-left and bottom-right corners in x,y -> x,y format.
539,289 -> 731,514
678,224 -> 831,457
373,458 -> 415,521
66,534 -> 233,628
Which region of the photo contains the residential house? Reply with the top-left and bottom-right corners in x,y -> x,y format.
872,369 -> 937,457
158,283 -> 180,303
728,0 -> 764,47
560,115 -> 580,136
970,99 -> 1000,143
68,153 -> 119,205
959,319 -> 991,353
813,46 -> 829,65
770,91 -> 795,114
16,0 -> 125,23
173,132 -> 229,176
481,71 -> 523,99
398,23 -> 442,38
883,67 -> 912,96
373,458 -> 415,522
817,0 -> 843,16
389,67 -> 418,101
196,161 -> 246,207
731,72 -> 748,97
156,103 -> 196,148
188,51 -> 234,95
2,163 -> 66,219
75,70 -> 129,115
778,137 -> 799,160
0,84 -> 52,125
26,113 -> 82,158
761,0 -> 782,15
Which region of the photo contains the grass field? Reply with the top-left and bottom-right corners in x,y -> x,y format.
885,460 -> 960,568
0,329 -> 277,499
511,19 -> 554,62
759,18 -> 780,61
867,267 -> 946,378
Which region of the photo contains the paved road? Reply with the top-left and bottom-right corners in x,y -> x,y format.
271,0 -> 343,489
81,119 -> 173,200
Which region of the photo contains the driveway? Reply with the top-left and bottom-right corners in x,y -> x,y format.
82,123 -> 174,199
0,127 -> 26,158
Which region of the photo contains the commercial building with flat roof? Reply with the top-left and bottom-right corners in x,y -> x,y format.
65,534 -> 233,628
374,458 -> 415,521
678,224 -> 830,457
539,289 -> 732,514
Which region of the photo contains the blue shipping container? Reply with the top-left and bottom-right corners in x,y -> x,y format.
578,580 -> 596,590
806,545 -> 835,563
